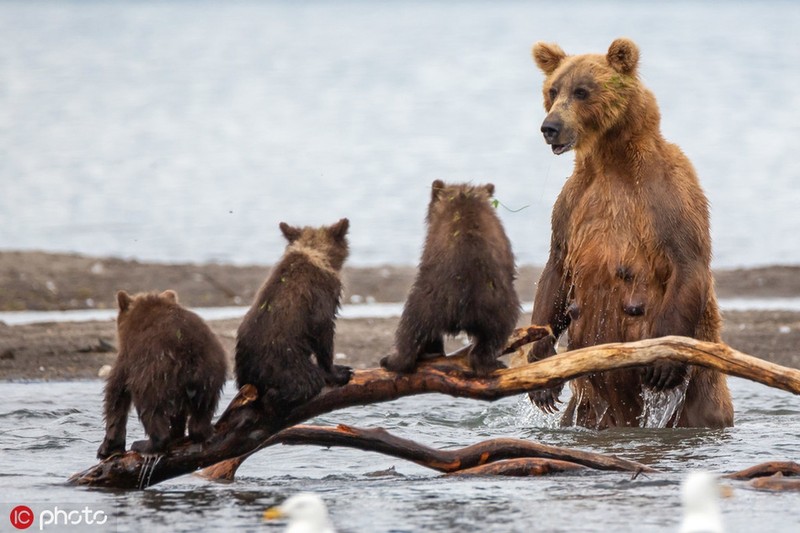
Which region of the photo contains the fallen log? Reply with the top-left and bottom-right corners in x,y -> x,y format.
69,335 -> 800,489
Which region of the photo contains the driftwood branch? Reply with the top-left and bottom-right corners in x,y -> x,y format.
197,325 -> 549,482
448,458 -> 587,476
724,461 -> 800,491
262,423 -> 653,473
69,335 -> 800,489
199,423 -> 653,481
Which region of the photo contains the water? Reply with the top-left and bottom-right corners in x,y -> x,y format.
1,1 -> 800,268
7,295 -> 800,327
0,378 -> 798,532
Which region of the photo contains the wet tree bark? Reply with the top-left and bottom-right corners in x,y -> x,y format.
68,335 -> 800,489
448,458 -> 587,476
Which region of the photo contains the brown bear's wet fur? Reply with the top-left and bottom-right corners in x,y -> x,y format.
527,38 -> 733,429
235,218 -> 352,415
97,290 -> 227,458
382,180 -> 520,376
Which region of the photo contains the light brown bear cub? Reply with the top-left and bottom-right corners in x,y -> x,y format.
382,180 -> 520,376
97,290 -> 227,458
235,219 -> 352,414
526,38 -> 733,429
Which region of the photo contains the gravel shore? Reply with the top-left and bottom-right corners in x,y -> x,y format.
1,251 -> 799,380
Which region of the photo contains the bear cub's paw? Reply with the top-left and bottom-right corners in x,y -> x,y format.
327,364 -> 353,386
469,358 -> 507,377
130,439 -> 161,455
96,438 -> 126,460
379,353 -> 417,374
188,424 -> 214,444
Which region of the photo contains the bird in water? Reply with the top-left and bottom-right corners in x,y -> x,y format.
679,471 -> 730,533
263,493 -> 336,533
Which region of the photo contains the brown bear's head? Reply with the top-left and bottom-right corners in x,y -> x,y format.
532,38 -> 642,156
279,218 -> 350,271
115,289 -> 179,329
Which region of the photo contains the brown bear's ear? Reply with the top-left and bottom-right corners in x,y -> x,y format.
607,38 -> 639,75
160,289 -> 178,303
116,290 -> 132,312
483,183 -> 495,197
329,218 -> 349,241
431,179 -> 446,201
279,222 -> 302,243
532,42 -> 567,75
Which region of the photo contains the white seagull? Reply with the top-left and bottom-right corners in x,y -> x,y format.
263,493 -> 336,533
679,471 -> 729,533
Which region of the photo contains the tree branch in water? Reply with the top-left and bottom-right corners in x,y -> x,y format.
69,334 -> 800,489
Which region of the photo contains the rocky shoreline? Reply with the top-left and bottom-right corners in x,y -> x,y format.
1,251 -> 799,380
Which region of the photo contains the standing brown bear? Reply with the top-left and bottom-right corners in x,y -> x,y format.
526,38 -> 733,429
381,180 -> 520,376
97,290 -> 227,458
235,219 -> 352,414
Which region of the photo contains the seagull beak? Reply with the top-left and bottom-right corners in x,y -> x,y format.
263,507 -> 285,520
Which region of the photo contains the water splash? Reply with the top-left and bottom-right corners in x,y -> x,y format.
591,395 -> 610,430
144,455 -> 162,489
497,396 -> 562,430
568,386 -> 582,427
638,379 -> 689,428
137,455 -> 150,489
138,454 -> 163,490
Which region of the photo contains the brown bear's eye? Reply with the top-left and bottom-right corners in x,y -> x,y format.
573,87 -> 589,100
548,87 -> 557,100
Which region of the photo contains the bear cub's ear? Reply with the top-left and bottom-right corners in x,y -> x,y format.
532,42 -> 567,75
159,289 -> 178,303
483,183 -> 495,197
607,38 -> 639,75
117,290 -> 132,312
328,218 -> 349,241
279,222 -> 303,243
431,179 -> 446,201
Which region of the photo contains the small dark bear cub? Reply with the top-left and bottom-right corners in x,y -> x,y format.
97,290 -> 227,459
235,218 -> 353,414
381,180 -> 520,376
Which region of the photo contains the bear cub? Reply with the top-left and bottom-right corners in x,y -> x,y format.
97,290 -> 227,458
235,218 -> 352,413
381,180 -> 520,376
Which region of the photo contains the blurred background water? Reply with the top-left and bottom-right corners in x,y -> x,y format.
1,0 -> 799,267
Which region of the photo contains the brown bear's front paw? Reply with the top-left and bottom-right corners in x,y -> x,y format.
97,438 -> 125,459
642,360 -> 688,391
527,337 -> 557,363
528,385 -> 563,414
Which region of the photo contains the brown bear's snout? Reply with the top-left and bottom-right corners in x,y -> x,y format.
540,116 -> 574,155
541,119 -> 562,143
